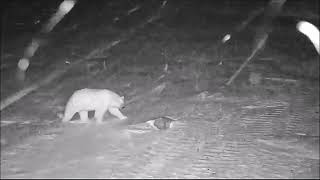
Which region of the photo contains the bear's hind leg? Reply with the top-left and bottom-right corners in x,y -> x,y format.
94,109 -> 106,124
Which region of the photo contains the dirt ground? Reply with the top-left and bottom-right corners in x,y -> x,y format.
1,0 -> 319,178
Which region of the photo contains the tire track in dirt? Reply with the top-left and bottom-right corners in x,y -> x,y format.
73,121 -> 177,178
178,96 -> 318,178
112,101 -> 217,178
285,109 -> 317,136
248,138 -> 319,178
229,94 -> 318,178
284,94 -> 319,137
186,140 -> 249,178
129,119 -> 214,178
2,95 -> 318,178
240,104 -> 288,137
166,99 -> 288,178
111,94 -> 318,178
157,120 -> 217,178
120,100 -> 245,178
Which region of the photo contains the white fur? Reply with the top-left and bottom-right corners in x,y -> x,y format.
62,88 -> 127,123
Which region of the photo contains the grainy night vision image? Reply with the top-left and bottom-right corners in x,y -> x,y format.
1,0 -> 319,178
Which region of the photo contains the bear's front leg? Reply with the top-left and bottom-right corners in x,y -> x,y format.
108,107 -> 128,120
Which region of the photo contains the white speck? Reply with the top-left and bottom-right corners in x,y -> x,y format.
96,156 -> 105,160
1,121 -> 17,127
222,34 -> 231,43
59,0 -> 76,14
18,58 -> 30,71
295,133 -> 306,136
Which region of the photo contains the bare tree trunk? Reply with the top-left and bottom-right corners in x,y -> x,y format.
226,0 -> 286,86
